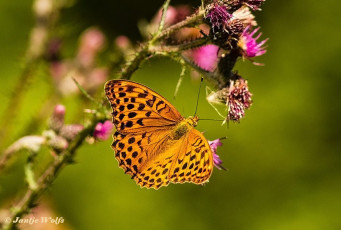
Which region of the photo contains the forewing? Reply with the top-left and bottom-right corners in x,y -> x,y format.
105,80 -> 183,134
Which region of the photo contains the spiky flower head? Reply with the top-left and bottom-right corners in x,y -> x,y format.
223,18 -> 245,49
228,76 -> 252,121
205,3 -> 232,34
238,26 -> 267,58
232,6 -> 257,26
209,139 -> 225,170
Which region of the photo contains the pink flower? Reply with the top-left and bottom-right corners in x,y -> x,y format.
228,78 -> 252,121
205,3 -> 232,34
184,45 -> 220,72
209,139 -> 225,170
238,26 -> 268,58
94,120 -> 114,140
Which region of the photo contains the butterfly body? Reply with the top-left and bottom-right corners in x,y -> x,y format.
171,116 -> 198,140
105,80 -> 214,189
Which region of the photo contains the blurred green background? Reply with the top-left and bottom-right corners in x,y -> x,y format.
1,0 -> 341,230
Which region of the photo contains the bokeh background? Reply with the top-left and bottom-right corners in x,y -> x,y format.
1,0 -> 341,230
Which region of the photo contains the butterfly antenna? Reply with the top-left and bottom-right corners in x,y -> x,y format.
194,77 -> 204,116
199,119 -> 226,122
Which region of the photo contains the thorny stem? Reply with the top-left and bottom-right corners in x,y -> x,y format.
1,115 -> 102,230
156,8 -> 205,42
150,36 -> 210,53
118,8 -> 206,80
152,0 -> 171,43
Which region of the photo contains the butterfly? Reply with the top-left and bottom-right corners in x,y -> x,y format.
105,80 -> 214,189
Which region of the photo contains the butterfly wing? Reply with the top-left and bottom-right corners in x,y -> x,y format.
132,129 -> 213,189
105,80 -> 184,184
105,80 -> 214,189
105,80 -> 183,134
168,129 -> 213,185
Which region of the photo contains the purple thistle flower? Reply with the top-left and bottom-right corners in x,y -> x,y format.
209,139 -> 225,170
205,3 -> 232,34
238,26 -> 268,58
228,78 -> 252,121
94,120 -> 114,140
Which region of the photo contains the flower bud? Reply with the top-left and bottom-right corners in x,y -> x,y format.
59,124 -> 84,141
49,104 -> 65,132
48,136 -> 68,152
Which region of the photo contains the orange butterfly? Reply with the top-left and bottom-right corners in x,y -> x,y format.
105,80 -> 214,189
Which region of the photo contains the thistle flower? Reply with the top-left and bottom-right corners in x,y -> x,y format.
232,6 -> 257,26
209,139 -> 225,170
205,3 -> 232,34
94,120 -> 114,140
228,77 -> 252,121
205,2 -> 246,50
238,26 -> 268,58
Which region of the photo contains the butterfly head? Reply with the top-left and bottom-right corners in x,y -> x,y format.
186,116 -> 199,127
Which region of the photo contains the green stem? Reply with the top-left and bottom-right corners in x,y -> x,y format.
151,0 -> 171,44
24,152 -> 38,191
1,115 -> 101,230
155,8 -> 205,42
120,46 -> 151,80
150,36 -> 210,53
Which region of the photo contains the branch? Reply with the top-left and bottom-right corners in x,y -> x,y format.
119,9 -> 206,80
1,115 -> 102,230
153,0 -> 171,40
